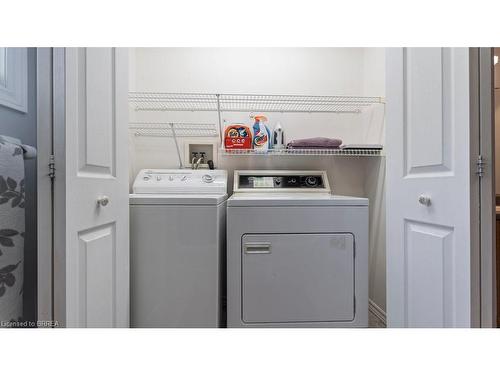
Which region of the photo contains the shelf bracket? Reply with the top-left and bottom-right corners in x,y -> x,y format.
216,94 -> 223,144
169,123 -> 184,169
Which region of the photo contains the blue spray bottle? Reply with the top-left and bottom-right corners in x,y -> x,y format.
252,115 -> 271,151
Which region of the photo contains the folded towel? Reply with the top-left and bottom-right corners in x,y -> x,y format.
287,137 -> 342,149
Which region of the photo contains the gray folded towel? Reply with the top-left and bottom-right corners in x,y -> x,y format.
287,137 -> 342,149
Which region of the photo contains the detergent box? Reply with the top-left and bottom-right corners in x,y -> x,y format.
224,123 -> 252,149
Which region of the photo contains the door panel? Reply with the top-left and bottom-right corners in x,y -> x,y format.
386,47 -> 475,327
405,220 -> 454,327
241,233 -> 354,323
58,48 -> 129,327
77,48 -> 116,177
404,48 -> 453,175
78,224 -> 116,328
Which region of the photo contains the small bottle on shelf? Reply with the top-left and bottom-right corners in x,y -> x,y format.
272,122 -> 285,150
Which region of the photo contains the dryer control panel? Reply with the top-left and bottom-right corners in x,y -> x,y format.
233,170 -> 330,194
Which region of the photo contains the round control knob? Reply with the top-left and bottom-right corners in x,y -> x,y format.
143,176 -> 150,181
202,174 -> 214,183
168,175 -> 174,181
156,175 -> 162,181
305,176 -> 318,187
288,177 -> 298,185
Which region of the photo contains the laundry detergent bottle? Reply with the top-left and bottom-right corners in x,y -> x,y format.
252,115 -> 271,151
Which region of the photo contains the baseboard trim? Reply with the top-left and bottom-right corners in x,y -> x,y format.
369,299 -> 387,326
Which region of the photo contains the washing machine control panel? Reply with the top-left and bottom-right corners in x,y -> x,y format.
133,169 -> 227,194
234,171 -> 330,193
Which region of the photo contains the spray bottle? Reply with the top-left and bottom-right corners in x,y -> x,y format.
252,115 -> 271,151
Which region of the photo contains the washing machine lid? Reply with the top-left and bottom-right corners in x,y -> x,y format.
227,193 -> 368,207
130,193 -> 228,205
132,169 -> 227,194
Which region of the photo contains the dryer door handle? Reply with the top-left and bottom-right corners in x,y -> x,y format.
244,242 -> 271,254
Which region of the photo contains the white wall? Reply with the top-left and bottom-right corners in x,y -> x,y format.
129,47 -> 387,311
133,48 -> 366,94
362,48 -> 386,312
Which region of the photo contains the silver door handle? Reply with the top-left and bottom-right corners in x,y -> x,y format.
97,196 -> 110,207
418,195 -> 431,206
244,242 -> 271,254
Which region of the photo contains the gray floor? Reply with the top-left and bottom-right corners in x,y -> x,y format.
369,311 -> 386,328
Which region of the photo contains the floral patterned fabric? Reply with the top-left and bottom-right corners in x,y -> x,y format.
0,137 -> 25,324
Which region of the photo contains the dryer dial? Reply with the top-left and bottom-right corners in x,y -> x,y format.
305,176 -> 318,187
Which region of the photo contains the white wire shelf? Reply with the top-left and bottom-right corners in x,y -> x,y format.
129,92 -> 384,114
129,122 -> 218,138
220,148 -> 383,157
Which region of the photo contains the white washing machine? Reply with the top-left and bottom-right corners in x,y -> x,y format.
130,169 -> 227,327
226,170 -> 368,328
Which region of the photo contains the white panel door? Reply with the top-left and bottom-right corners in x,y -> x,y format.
61,48 -> 129,327
386,48 -> 476,327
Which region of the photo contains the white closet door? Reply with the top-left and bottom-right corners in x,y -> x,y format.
386,48 -> 477,327
57,48 -> 129,327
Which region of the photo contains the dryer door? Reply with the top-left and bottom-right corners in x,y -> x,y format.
241,233 -> 355,324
